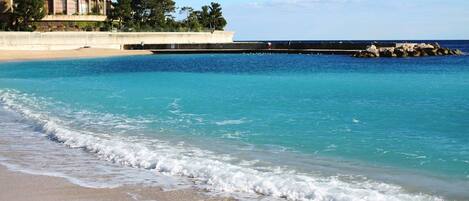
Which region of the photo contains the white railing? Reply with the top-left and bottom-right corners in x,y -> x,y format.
41,15 -> 107,22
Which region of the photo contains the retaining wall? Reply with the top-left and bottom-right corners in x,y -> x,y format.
0,31 -> 234,50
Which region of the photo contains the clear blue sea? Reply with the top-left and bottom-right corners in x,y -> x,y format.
1,42 -> 468,201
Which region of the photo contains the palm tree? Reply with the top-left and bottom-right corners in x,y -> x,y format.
208,2 -> 226,31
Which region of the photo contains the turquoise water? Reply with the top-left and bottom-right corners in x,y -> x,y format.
1,53 -> 469,200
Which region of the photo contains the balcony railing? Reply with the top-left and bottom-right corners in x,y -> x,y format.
41,15 -> 106,22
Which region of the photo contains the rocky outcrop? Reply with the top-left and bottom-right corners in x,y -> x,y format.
353,43 -> 464,58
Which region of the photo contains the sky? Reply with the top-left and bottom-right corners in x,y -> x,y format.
176,0 -> 469,40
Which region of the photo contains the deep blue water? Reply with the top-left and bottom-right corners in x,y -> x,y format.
0,43 -> 468,201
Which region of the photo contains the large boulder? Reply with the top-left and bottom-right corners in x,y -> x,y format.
452,49 -> 463,55
424,48 -> 438,56
408,50 -> 421,57
379,47 -> 397,57
353,51 -> 378,58
416,43 -> 434,49
397,43 -> 416,52
366,45 -> 380,57
354,45 -> 380,58
394,48 -> 408,57
432,42 -> 441,49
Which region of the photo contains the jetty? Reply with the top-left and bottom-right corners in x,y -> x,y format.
352,43 -> 463,58
124,41 -> 464,57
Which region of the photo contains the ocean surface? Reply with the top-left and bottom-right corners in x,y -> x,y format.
1,41 -> 468,201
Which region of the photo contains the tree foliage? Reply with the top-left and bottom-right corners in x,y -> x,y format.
0,1 -> 10,30
2,0 -> 46,31
109,0 -> 133,30
207,2 -> 226,30
109,1 -> 227,32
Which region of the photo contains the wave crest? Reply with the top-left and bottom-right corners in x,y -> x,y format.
0,89 -> 442,201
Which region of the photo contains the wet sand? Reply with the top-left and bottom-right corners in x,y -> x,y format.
0,164 -> 235,201
0,48 -> 153,62
0,48 -> 235,201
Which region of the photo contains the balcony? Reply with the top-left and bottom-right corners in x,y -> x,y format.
41,14 -> 106,22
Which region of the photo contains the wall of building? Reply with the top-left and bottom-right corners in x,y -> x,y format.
67,0 -> 78,15
54,0 -> 66,14
0,31 -> 235,50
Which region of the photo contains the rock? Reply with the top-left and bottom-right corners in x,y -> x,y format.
353,51 -> 378,58
379,47 -> 396,57
416,43 -> 434,49
453,49 -> 463,55
437,48 -> 450,55
353,45 -> 380,58
396,43 -> 416,52
409,50 -> 421,57
424,48 -> 438,56
366,45 -> 380,56
395,48 -> 408,57
355,43 -> 461,58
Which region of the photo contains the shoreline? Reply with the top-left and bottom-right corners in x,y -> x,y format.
0,48 -> 153,63
0,164 -> 234,201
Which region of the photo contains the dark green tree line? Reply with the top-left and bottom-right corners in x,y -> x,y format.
0,0 -> 46,31
108,1 -> 227,32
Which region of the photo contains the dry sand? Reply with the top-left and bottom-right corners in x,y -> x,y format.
0,165 -> 235,201
0,48 -> 153,62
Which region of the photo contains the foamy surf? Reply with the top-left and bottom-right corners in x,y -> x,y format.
0,89 -> 443,201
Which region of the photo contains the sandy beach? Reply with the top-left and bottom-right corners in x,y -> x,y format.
0,164 -> 234,201
0,48 -> 234,201
0,48 -> 153,62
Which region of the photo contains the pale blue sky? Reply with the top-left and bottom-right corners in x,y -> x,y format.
176,0 -> 469,40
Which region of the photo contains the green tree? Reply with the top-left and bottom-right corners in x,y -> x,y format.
195,2 -> 226,31
132,0 -> 176,31
0,1 -> 11,30
110,0 -> 133,30
196,5 -> 210,29
208,2 -> 226,30
106,0 -> 227,32
11,0 -> 46,31
180,6 -> 202,31
179,6 -> 193,21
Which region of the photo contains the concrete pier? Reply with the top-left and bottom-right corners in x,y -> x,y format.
124,41 -> 374,55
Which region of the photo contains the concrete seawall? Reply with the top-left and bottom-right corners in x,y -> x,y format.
124,41 -> 375,55
0,31 -> 234,50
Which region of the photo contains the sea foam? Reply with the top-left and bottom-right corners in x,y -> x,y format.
0,89 -> 443,201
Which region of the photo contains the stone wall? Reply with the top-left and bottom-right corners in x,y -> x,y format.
0,31 -> 235,50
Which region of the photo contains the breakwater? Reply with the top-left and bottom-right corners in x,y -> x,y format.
353,43 -> 463,58
125,41 -> 463,56
124,41 -> 370,54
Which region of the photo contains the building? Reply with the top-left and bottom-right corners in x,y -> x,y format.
1,0 -> 110,22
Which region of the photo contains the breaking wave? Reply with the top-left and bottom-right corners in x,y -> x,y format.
0,89 -> 443,201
